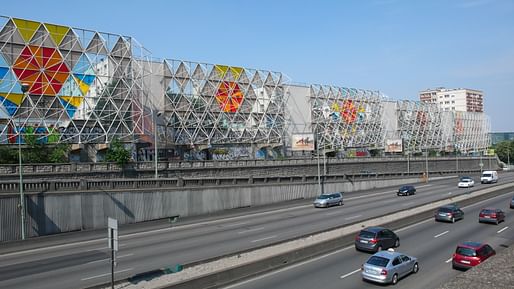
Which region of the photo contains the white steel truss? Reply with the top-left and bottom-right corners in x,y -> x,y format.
310,84 -> 385,151
154,60 -> 289,147
0,16 -> 151,144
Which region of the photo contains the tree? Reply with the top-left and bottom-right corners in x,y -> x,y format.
494,140 -> 514,165
106,138 -> 131,166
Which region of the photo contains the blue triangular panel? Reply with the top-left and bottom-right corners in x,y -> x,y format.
0,53 -> 9,67
0,67 -> 8,80
73,53 -> 95,74
0,69 -> 22,93
0,96 -> 18,116
58,97 -> 77,118
74,73 -> 95,85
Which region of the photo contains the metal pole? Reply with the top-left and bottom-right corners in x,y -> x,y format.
111,230 -> 114,289
456,146 -> 459,173
18,117 -> 25,240
322,148 -> 326,195
407,152 -> 410,174
316,141 -> 321,196
154,110 -> 158,179
425,149 -> 429,182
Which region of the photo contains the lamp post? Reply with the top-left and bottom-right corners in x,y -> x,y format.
153,110 -> 163,179
19,83 -> 29,240
425,148 -> 429,183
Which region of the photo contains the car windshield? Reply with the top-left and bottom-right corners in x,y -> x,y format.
317,195 -> 330,199
366,256 -> 390,267
438,207 -> 453,213
460,178 -> 471,182
359,230 -> 376,238
456,247 -> 476,257
481,209 -> 495,214
482,174 -> 492,177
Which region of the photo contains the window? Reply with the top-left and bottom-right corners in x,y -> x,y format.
401,255 -> 411,262
392,257 -> 402,266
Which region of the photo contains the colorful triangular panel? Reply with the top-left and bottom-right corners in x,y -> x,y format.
44,23 -> 70,46
0,67 -> 8,80
73,74 -> 95,95
13,18 -> 41,43
0,95 -> 18,116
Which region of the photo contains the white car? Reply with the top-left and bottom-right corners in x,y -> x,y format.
458,177 -> 474,188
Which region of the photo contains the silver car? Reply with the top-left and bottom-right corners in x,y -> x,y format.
313,192 -> 343,208
362,250 -> 419,285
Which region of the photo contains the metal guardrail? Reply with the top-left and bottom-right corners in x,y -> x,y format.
0,156 -> 494,176
0,169 -> 480,194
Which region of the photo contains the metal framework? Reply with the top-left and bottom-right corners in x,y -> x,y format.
453,111 -> 490,153
397,100 -> 448,152
0,16 -> 151,144
155,60 -> 289,147
310,84 -> 385,151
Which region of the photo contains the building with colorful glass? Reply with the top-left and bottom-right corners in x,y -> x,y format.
0,16 -> 491,161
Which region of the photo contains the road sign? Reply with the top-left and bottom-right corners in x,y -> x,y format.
108,217 -> 118,251
479,162 -> 484,168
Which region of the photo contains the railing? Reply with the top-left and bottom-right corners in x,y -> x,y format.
0,156 -> 495,176
0,169 -> 480,194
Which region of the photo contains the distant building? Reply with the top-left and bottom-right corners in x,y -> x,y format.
490,132 -> 514,145
419,87 -> 483,112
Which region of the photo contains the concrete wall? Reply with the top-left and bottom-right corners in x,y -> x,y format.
0,176 -> 422,242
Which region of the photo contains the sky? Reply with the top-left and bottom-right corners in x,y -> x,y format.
2,0 -> 514,131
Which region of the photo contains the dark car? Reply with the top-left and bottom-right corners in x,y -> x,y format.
435,204 -> 464,223
452,242 -> 495,270
397,185 -> 416,196
478,208 -> 505,225
510,196 -> 514,209
355,227 -> 400,252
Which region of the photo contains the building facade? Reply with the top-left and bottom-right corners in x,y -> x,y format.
419,87 -> 483,112
0,16 -> 492,161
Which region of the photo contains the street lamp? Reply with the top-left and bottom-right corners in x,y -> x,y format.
19,82 -> 29,240
153,110 -> 163,179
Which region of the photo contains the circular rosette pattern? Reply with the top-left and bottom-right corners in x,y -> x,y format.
215,81 -> 244,113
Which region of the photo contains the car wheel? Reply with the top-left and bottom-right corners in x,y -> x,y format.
338,201 -> 343,206
391,273 -> 399,285
451,217 -> 455,223
412,263 -> 419,273
495,220 -> 499,225
394,238 -> 400,248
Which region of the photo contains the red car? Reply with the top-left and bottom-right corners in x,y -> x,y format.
452,242 -> 495,270
478,208 -> 505,225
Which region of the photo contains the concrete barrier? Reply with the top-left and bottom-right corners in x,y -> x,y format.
91,183 -> 514,289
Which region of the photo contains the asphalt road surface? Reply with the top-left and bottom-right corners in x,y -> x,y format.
1,172 -> 513,289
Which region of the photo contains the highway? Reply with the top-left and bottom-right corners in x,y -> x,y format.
221,191 -> 514,289
1,172 -> 513,289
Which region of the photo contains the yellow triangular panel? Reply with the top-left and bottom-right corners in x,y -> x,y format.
73,76 -> 91,95
13,18 -> 41,43
60,96 -> 84,107
215,65 -> 228,78
44,23 -> 70,45
5,93 -> 25,106
230,67 -> 243,80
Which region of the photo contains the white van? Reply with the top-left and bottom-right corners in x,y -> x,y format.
481,170 -> 498,184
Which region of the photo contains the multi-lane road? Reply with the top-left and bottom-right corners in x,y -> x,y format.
1,172 -> 513,289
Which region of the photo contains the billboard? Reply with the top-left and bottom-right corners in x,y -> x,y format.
292,134 -> 315,151
385,139 -> 403,153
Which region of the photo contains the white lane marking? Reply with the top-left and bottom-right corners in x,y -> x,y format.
340,268 -> 361,279
345,215 -> 363,220
85,253 -> 134,265
251,235 -> 277,243
445,258 -> 453,263
223,222 -> 249,227
434,230 -> 449,238
221,246 -> 354,289
497,226 -> 509,234
395,218 -> 433,232
80,268 -> 133,281
238,227 -> 265,234
325,211 -> 344,216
